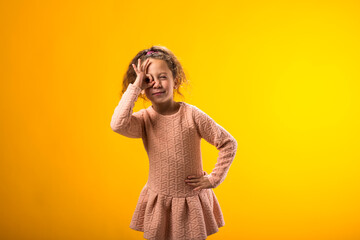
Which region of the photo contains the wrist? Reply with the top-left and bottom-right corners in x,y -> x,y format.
129,83 -> 142,94
132,81 -> 142,90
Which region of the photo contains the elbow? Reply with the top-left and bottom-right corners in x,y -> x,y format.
110,123 -> 120,133
110,123 -> 118,132
230,137 -> 238,157
110,118 -> 127,133
110,124 -> 127,135
110,120 -> 119,132
222,134 -> 237,151
233,138 -> 238,151
216,136 -> 238,158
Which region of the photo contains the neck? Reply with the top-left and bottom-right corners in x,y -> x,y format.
152,100 -> 180,115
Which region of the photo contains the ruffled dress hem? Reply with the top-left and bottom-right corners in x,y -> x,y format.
129,180 -> 225,240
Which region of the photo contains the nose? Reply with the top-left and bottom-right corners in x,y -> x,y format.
152,77 -> 162,88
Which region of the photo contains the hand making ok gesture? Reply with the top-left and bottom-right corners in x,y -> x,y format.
132,58 -> 155,90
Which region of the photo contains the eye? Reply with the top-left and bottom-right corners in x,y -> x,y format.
160,76 -> 167,79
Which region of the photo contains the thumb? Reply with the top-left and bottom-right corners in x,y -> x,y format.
146,73 -> 153,80
147,74 -> 154,84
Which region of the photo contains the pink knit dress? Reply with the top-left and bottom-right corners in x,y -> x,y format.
110,83 -> 238,240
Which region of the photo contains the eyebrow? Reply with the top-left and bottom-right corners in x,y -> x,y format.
158,72 -> 168,75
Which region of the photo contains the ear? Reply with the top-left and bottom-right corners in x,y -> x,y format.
174,79 -> 178,89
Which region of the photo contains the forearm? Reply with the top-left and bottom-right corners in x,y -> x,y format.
110,83 -> 142,134
207,137 -> 238,188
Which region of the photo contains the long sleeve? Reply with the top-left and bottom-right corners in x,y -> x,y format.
110,83 -> 144,138
192,106 -> 238,189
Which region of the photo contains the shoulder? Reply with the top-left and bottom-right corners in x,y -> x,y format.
133,108 -> 146,118
181,102 -> 199,116
181,102 -> 211,121
181,102 -> 203,113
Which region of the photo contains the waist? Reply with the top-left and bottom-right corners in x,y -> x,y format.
146,170 -> 208,197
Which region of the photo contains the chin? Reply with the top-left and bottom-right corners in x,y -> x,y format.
151,97 -> 171,104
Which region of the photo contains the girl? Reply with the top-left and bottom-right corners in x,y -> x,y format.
110,46 -> 238,240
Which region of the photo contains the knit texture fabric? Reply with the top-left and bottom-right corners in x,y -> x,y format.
110,83 -> 238,240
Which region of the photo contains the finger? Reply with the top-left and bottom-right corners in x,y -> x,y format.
140,59 -> 148,72
144,59 -> 151,74
151,75 -> 155,84
185,178 -> 198,183
186,181 -> 200,186
144,60 -> 151,74
137,58 -> 142,71
188,176 -> 201,179
132,64 -> 138,73
186,182 -> 197,185
145,74 -> 151,83
146,74 -> 153,82
145,81 -> 154,89
189,175 -> 201,178
139,58 -> 145,72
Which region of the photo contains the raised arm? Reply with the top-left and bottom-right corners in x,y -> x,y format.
110,83 -> 144,138
192,106 -> 238,188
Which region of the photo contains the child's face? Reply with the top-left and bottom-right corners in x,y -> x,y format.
143,58 -> 176,105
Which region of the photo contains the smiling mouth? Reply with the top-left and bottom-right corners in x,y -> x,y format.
152,92 -> 165,95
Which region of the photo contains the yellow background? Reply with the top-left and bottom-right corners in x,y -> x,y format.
1,0 -> 360,239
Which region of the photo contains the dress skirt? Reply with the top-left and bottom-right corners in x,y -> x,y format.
129,171 -> 225,240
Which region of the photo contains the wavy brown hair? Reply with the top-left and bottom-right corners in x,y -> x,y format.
121,45 -> 188,101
